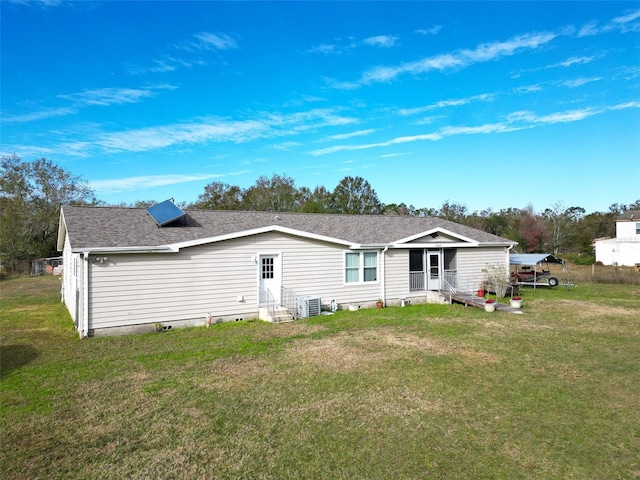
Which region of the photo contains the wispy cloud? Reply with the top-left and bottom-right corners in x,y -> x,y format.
415,26 -> 442,36
193,32 -> 238,50
3,84 -> 177,124
555,55 -> 596,68
515,55 -> 597,77
58,85 -> 176,107
2,107 -> 76,123
379,152 -> 411,158
271,141 -> 302,151
13,108 -> 358,158
332,31 -> 558,89
329,129 -> 376,140
398,93 -> 494,116
90,173 -> 230,194
578,8 -> 640,36
309,101 -> 640,156
363,35 -> 399,48
308,33 -> 398,55
515,84 -> 543,94
561,77 -> 602,88
129,31 -> 239,75
7,0 -> 66,6
307,43 -> 346,55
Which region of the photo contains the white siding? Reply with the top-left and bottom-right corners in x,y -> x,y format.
616,221 -> 640,238
457,247 -> 510,291
385,249 -> 412,300
88,232 -> 382,330
595,237 -> 640,266
62,233 -> 82,326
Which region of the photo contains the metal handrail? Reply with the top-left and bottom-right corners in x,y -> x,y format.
440,275 -> 456,304
280,285 -> 297,313
259,286 -> 276,319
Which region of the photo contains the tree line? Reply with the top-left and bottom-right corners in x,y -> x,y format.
2,155 -> 638,273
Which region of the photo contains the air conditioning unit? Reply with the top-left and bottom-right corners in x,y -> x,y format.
297,296 -> 321,318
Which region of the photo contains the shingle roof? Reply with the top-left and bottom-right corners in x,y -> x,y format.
60,205 -> 516,251
617,210 -> 640,221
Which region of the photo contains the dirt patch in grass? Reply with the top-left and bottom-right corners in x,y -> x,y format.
250,321 -> 327,339
284,334 -> 384,373
551,299 -> 636,318
282,327 -> 499,373
201,356 -> 273,391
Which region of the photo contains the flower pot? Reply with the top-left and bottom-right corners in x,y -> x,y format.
376,302 -> 383,309
477,289 -> 485,298
510,299 -> 522,309
484,302 -> 496,313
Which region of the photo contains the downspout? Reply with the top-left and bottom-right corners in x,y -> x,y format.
505,244 -> 515,291
505,244 -> 514,268
381,246 -> 389,305
82,252 -> 90,338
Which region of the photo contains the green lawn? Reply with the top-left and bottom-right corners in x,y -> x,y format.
1,276 -> 639,479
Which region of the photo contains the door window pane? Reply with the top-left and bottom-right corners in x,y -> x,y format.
262,257 -> 274,279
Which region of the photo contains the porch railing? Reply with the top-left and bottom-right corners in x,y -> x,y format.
409,272 -> 424,291
410,269 -> 459,292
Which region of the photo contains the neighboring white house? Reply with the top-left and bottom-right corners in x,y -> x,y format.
57,202 -> 517,337
594,210 -> 640,267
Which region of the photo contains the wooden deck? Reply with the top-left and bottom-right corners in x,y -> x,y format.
444,291 -> 524,314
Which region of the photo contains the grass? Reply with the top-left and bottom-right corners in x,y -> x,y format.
1,276 -> 639,479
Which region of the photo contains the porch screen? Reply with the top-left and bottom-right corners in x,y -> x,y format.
410,250 -> 423,271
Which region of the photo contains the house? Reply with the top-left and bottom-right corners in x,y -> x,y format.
57,201 -> 517,337
594,210 -> 640,267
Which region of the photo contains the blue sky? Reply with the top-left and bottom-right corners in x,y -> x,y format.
2,1 -> 639,213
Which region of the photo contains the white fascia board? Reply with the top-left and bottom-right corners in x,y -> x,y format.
56,213 -> 67,252
394,227 -> 477,245
172,225 -> 355,250
390,241 -> 479,249
351,244 -> 387,250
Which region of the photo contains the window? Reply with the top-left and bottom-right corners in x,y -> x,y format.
636,222 -> 640,235
363,252 -> 378,281
345,253 -> 360,283
345,251 -> 378,283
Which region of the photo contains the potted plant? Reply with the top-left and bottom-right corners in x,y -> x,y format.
510,297 -> 522,309
375,299 -> 383,308
484,299 -> 496,313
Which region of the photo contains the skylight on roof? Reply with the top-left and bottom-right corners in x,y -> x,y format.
146,199 -> 185,227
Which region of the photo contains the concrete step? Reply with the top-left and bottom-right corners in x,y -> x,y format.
273,307 -> 295,323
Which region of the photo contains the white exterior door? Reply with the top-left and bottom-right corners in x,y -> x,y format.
427,251 -> 442,290
259,254 -> 281,305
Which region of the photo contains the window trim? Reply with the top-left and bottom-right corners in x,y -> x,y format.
344,250 -> 379,284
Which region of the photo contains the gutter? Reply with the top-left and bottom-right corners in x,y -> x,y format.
381,246 -> 389,305
82,252 -> 90,338
71,245 -> 178,255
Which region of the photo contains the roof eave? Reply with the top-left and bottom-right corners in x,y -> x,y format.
172,224 -> 355,250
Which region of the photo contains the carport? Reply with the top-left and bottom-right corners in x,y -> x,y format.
509,253 -> 567,288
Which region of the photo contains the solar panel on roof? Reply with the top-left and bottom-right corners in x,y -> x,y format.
146,199 -> 186,227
